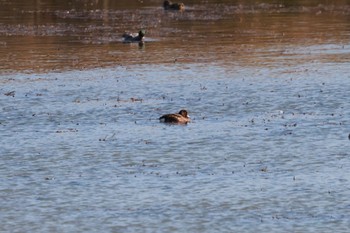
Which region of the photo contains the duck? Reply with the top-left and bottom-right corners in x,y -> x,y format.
159,109 -> 190,124
122,30 -> 145,43
163,0 -> 185,11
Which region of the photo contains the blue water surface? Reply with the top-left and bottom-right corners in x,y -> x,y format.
1,61 -> 350,232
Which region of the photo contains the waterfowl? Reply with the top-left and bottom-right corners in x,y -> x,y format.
163,0 -> 185,11
159,109 -> 190,124
122,30 -> 145,43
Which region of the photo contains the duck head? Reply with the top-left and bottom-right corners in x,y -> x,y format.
163,0 -> 171,9
138,30 -> 146,39
179,109 -> 189,118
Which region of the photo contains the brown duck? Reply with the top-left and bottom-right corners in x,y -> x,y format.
159,109 -> 190,124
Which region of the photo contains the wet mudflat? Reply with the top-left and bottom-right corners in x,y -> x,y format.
1,0 -> 350,232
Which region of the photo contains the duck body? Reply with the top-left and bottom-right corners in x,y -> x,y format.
122,30 -> 145,43
163,0 -> 185,11
159,109 -> 190,124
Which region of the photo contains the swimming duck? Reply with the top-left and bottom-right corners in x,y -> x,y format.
122,30 -> 145,43
163,0 -> 185,11
159,109 -> 190,124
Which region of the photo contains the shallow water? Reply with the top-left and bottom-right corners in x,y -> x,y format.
1,0 -> 350,232
1,0 -> 350,72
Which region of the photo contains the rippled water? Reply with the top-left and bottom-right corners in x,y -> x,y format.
1,0 -> 350,232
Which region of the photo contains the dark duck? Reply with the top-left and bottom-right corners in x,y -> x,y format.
122,30 -> 145,43
163,0 -> 185,11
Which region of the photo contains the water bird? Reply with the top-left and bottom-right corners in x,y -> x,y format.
159,109 -> 190,124
163,0 -> 185,11
122,30 -> 145,43
4,91 -> 15,97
